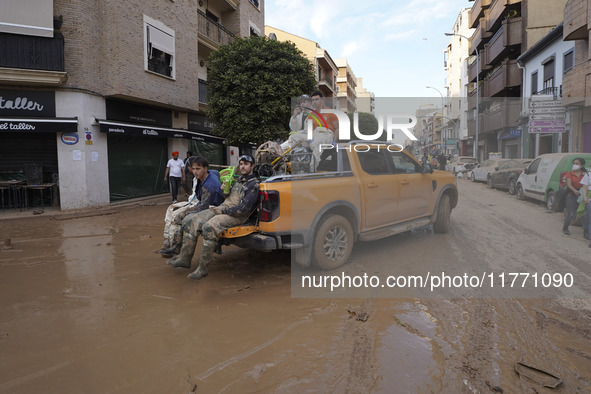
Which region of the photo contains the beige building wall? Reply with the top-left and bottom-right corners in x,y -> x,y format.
334,58 -> 357,113
55,0 -> 201,111
355,78 -> 375,114
525,0 -> 568,49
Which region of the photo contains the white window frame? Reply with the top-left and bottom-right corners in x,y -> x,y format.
143,15 -> 176,79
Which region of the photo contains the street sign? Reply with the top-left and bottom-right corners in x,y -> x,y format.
529,120 -> 565,127
530,100 -> 564,108
528,126 -> 565,133
530,113 -> 566,120
530,107 -> 566,114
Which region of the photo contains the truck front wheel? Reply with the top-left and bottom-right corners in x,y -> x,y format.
313,215 -> 353,270
433,194 -> 451,233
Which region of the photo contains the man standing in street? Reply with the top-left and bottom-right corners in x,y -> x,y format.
167,154 -> 260,280
164,151 -> 185,203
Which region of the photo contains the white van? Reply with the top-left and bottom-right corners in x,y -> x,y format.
515,153 -> 591,210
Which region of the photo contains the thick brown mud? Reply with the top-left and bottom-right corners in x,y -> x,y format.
1,180 -> 590,392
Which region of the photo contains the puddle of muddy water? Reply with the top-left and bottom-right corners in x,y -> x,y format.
376,302 -> 442,392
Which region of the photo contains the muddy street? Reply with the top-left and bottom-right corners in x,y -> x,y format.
1,179 -> 590,393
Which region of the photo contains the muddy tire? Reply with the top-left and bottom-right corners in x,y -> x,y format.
516,184 -> 525,200
433,194 -> 451,233
546,190 -> 556,211
470,172 -> 475,182
487,175 -> 493,189
313,215 -> 353,270
508,178 -> 516,195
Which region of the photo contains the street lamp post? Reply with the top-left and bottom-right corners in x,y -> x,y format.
425,86 -> 445,153
445,32 -> 479,160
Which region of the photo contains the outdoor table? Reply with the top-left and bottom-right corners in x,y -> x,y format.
22,183 -> 56,211
0,180 -> 26,211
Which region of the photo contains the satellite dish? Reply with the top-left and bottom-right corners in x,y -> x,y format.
269,33 -> 277,41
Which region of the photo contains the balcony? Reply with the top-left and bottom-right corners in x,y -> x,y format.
564,0 -> 588,40
485,17 -> 522,65
485,0 -> 521,33
468,81 -> 487,110
467,51 -> 489,83
0,33 -> 67,86
482,99 -> 521,133
470,19 -> 492,54
0,32 -> 65,71
470,0 -> 493,28
485,59 -> 521,97
197,10 -> 235,51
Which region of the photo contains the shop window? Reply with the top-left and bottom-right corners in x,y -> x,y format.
144,15 -> 175,79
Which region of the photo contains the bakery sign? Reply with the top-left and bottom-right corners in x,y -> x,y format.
0,89 -> 56,117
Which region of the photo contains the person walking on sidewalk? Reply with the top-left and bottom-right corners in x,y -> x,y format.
164,151 -> 185,203
562,158 -> 586,235
167,154 -> 260,280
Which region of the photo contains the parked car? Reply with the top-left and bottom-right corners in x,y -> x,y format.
515,153 -> 591,210
470,159 -> 510,184
447,156 -> 478,175
489,159 -> 532,193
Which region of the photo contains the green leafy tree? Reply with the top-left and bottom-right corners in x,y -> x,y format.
206,37 -> 317,145
346,112 -> 385,141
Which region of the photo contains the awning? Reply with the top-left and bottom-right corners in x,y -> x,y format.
98,120 -> 225,143
0,117 -> 78,133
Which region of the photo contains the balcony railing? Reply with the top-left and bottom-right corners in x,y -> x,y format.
0,33 -> 64,71
482,99 -> 521,133
197,10 -> 235,47
485,17 -> 522,65
485,59 -> 521,97
533,86 -> 562,98
470,0 -> 493,28
198,79 -> 208,104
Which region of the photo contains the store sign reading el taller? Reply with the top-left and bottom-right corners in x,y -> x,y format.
0,89 -> 56,117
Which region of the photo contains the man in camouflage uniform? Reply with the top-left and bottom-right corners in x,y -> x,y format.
158,156 -> 224,257
167,155 -> 260,280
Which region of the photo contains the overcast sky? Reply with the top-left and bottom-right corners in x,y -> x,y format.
265,0 -> 471,98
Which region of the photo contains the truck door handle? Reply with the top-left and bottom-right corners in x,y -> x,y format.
368,183 -> 378,188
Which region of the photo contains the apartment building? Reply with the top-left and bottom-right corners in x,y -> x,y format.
444,8 -> 473,156
264,26 -> 337,102
334,58 -> 357,113
517,23 -> 574,157
0,0 -> 263,210
466,0 -> 566,160
355,78 -> 375,114
563,0 -> 591,153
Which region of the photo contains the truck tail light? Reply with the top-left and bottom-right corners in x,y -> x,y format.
259,190 -> 280,222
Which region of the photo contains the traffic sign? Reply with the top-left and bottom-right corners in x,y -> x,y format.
528,126 -> 565,133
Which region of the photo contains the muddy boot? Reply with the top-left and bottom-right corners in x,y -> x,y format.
160,225 -> 183,257
167,232 -> 197,268
154,232 -> 172,254
562,226 -> 570,235
188,239 -> 215,279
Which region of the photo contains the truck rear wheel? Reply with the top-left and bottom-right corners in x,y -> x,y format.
433,194 -> 451,233
313,215 -> 353,270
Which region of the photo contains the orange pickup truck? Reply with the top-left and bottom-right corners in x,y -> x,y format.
220,143 -> 458,270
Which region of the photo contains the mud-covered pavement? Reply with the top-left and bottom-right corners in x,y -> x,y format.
1,180 -> 590,393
